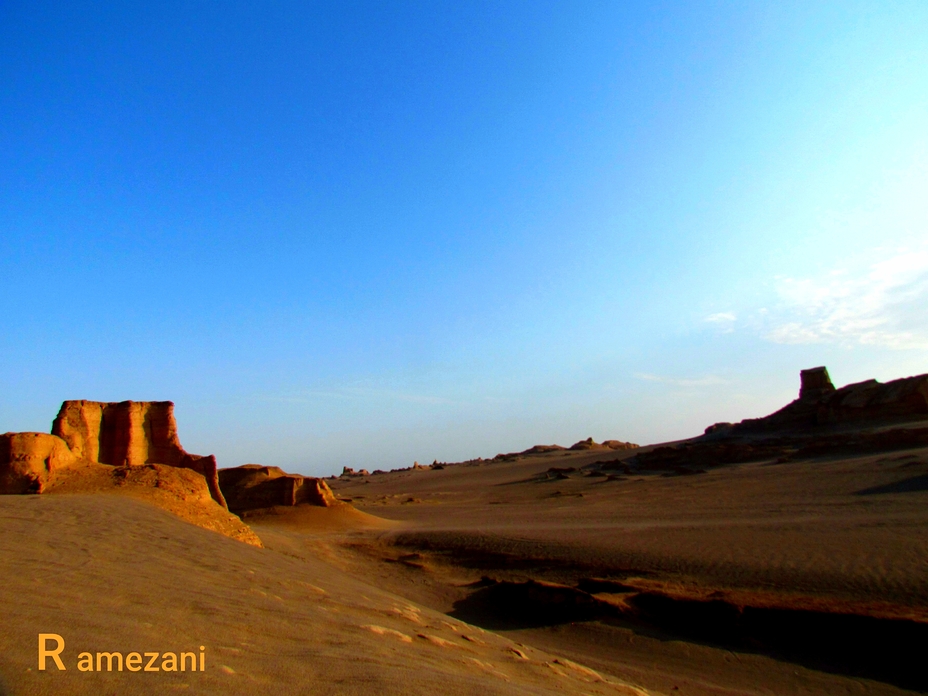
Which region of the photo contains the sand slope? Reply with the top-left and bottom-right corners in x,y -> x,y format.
0,494 -> 652,696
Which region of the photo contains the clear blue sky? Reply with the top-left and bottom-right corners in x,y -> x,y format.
2,2 -> 926,476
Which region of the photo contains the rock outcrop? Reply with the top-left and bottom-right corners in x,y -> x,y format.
0,400 -> 262,545
0,432 -> 79,494
728,370 -> 928,434
570,438 -> 639,451
219,464 -> 339,515
625,367 -> 928,473
493,439 -> 639,462
1,400 -> 226,507
51,400 -> 226,506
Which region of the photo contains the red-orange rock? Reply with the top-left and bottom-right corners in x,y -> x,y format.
0,432 -> 79,494
1,401 -> 226,508
50,400 -> 226,507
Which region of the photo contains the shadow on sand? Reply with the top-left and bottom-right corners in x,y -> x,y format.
449,579 -> 928,693
855,474 -> 928,495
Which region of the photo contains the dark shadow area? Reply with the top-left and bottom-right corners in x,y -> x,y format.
449,580 -> 928,692
496,468 -> 580,486
855,474 -> 928,495
450,580 -> 609,629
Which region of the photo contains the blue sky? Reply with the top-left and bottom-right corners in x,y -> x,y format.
2,2 -> 926,476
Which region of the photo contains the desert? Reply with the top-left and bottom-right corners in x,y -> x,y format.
1,367 -> 927,695
4,5 -> 928,694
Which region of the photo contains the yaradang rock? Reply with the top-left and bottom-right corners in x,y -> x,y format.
569,438 -> 639,451
520,444 -> 566,455
628,367 -> 928,473
219,464 -> 339,516
727,367 -> 928,434
0,432 -> 79,494
340,466 -> 371,478
52,400 -> 226,507
601,439 -> 639,450
0,400 -> 262,546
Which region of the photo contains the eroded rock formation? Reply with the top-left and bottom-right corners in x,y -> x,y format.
340,466 -> 371,477
50,400 -> 226,506
624,367 -> 928,473
219,464 -> 338,515
0,432 -> 79,494
729,369 -> 928,434
493,439 -> 639,462
1,400 -> 226,507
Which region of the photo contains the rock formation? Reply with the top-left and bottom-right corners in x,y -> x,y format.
0,400 -> 263,545
493,439 -> 639,462
626,367 -> 928,473
219,464 -> 338,515
1,400 -> 226,507
728,369 -> 928,434
340,466 -> 371,477
0,432 -> 79,494
799,366 -> 836,400
570,438 -> 639,451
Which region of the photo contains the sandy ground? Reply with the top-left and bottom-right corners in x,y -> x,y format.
0,494 -> 652,696
1,442 -> 926,695
328,445 -> 928,695
331,448 -> 928,609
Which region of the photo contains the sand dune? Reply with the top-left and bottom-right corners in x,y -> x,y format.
0,494 -> 653,696
2,369 -> 927,695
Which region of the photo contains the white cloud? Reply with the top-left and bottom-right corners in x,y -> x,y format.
704,311 -> 737,333
634,373 -> 727,387
764,248 -> 928,349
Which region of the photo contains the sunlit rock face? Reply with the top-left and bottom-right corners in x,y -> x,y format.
1,400 -> 226,507
0,432 -> 79,493
52,400 -> 186,466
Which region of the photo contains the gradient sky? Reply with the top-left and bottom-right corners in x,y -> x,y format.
2,2 -> 927,476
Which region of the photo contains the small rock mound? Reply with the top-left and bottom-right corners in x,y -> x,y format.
340,466 -> 371,477
219,464 -> 339,516
569,438 -> 638,451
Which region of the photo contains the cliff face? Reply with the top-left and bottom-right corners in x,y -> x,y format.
52,400 -> 185,466
1,401 -> 226,508
49,400 -> 226,507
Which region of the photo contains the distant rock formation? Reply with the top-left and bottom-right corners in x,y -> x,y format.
626,367 -> 928,473
492,439 -> 639,462
726,369 -> 928,434
520,445 -> 566,455
799,366 -> 836,400
341,466 -> 371,477
569,438 -> 639,451
601,440 -> 639,450
219,464 -> 338,515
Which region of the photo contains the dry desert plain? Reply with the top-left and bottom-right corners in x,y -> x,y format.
1,368 -> 927,696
